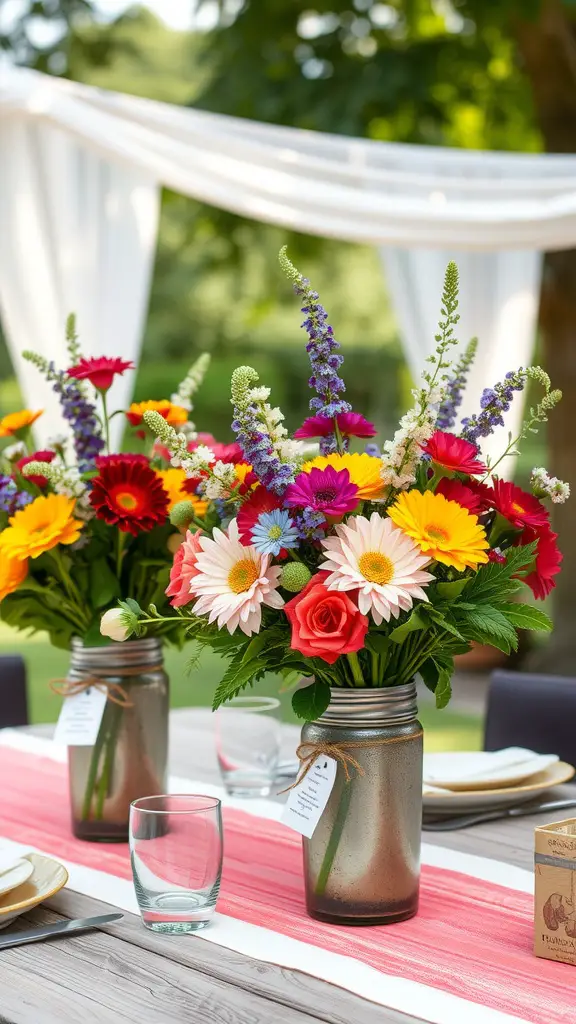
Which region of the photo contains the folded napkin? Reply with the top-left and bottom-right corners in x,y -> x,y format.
423,747 -> 558,787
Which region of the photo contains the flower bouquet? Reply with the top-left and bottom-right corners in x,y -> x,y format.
0,321 -> 220,838
108,251 -> 567,919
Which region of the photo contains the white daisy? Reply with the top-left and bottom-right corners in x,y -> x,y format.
319,512 -> 434,625
190,518 -> 284,636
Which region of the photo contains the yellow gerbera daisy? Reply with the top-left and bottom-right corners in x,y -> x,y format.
388,489 -> 489,572
0,554 -> 28,602
0,494 -> 83,560
302,453 -> 385,500
156,468 -> 208,517
0,409 -> 42,438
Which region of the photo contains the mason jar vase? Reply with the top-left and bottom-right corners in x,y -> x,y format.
301,682 -> 423,925
67,637 -> 169,842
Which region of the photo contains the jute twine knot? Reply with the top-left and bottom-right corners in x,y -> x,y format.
282,731 -> 423,793
50,664 -> 161,708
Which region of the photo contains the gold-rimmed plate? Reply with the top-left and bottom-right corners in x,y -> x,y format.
0,854 -> 68,930
423,761 -> 575,815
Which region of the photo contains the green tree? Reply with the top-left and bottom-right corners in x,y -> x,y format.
197,0 -> 576,668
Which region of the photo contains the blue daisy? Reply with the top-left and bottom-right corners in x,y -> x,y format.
251,509 -> 299,556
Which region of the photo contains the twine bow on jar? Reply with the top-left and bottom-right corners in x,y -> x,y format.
283,732 -> 423,793
50,661 -> 164,709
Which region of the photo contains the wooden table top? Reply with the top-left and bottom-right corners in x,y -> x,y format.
1,708 -> 572,1024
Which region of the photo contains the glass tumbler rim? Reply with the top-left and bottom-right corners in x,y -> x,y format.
219,696 -> 280,713
130,794 -> 221,815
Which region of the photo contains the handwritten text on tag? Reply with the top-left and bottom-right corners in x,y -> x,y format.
53,687 -> 107,747
281,755 -> 337,838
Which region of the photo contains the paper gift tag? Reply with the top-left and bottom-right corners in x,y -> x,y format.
53,687 -> 108,746
281,755 -> 337,839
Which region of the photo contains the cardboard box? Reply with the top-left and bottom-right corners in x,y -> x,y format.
535,818 -> 576,965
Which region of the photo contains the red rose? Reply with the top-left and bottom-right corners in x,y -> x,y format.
284,571 -> 368,665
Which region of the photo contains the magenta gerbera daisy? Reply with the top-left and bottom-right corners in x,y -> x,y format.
294,411 -> 376,441
284,466 -> 359,518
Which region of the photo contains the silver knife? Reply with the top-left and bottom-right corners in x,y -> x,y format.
423,798 -> 576,832
0,912 -> 123,950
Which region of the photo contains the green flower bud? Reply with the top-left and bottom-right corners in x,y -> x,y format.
170,500 -> 196,529
280,562 -> 312,593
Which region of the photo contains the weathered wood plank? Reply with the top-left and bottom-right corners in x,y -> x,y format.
0,902 -> 329,1024
43,889 -> 424,1024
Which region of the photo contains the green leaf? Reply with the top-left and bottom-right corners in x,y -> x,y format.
388,608 -> 429,644
89,558 -> 120,609
493,603 -> 553,633
124,598 -> 143,616
455,604 -> 518,655
291,679 -> 331,721
435,579 -> 468,600
435,664 -> 453,709
424,606 -> 464,640
212,655 -> 267,710
82,617 -> 111,648
419,657 -> 440,695
463,543 -> 536,603
364,633 -> 391,655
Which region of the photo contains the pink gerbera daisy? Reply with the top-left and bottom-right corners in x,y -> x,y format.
294,412 -> 377,440
320,512 -> 434,624
284,466 -> 359,518
190,519 -> 284,635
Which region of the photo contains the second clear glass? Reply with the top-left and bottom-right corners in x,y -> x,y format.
215,696 -> 281,797
129,794 -> 223,933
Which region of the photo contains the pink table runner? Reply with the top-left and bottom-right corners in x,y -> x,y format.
1,744 -> 575,1023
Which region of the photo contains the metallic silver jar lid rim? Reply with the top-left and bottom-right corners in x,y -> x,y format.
70,636 -> 163,672
316,681 -> 418,727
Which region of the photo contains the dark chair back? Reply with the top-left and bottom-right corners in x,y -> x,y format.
484,670 -> 576,765
0,655 -> 29,728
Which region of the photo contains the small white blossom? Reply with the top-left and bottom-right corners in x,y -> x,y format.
247,386 -> 271,402
46,433 -> 68,449
171,353 -> 210,412
2,441 -> 26,462
530,466 -> 570,504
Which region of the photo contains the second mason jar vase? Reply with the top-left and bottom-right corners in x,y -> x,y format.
301,682 -> 423,925
67,637 -> 169,842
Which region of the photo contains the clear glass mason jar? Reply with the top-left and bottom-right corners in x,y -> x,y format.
67,638 -> 169,842
301,682 -> 422,925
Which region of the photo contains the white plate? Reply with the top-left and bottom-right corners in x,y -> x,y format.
0,860 -> 33,897
423,761 -> 575,814
0,853 -> 68,930
423,748 -> 559,791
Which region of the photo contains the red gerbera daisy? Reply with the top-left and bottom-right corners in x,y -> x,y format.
68,357 -> 134,392
90,455 -> 169,535
435,477 -> 486,516
489,479 -> 549,531
294,412 -> 377,440
16,450 -> 55,489
421,430 -> 487,476
237,486 -> 282,546
515,526 -> 562,600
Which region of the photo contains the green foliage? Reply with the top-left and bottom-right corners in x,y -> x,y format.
292,679 -> 331,721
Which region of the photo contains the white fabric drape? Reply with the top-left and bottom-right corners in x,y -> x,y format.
2,66 -> 576,250
1,64 -> 573,454
0,92 -> 159,445
381,249 -> 542,469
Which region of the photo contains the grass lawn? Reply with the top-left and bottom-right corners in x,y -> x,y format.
0,624 -> 482,752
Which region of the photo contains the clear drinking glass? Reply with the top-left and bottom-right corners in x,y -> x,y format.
129,794 -> 223,933
216,696 -> 281,797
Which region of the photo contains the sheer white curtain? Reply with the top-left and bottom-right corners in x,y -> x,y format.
2,64 -> 574,456
0,113 -> 159,447
381,249 -> 542,470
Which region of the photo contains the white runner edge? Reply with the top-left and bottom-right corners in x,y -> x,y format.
0,728 -> 532,1024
